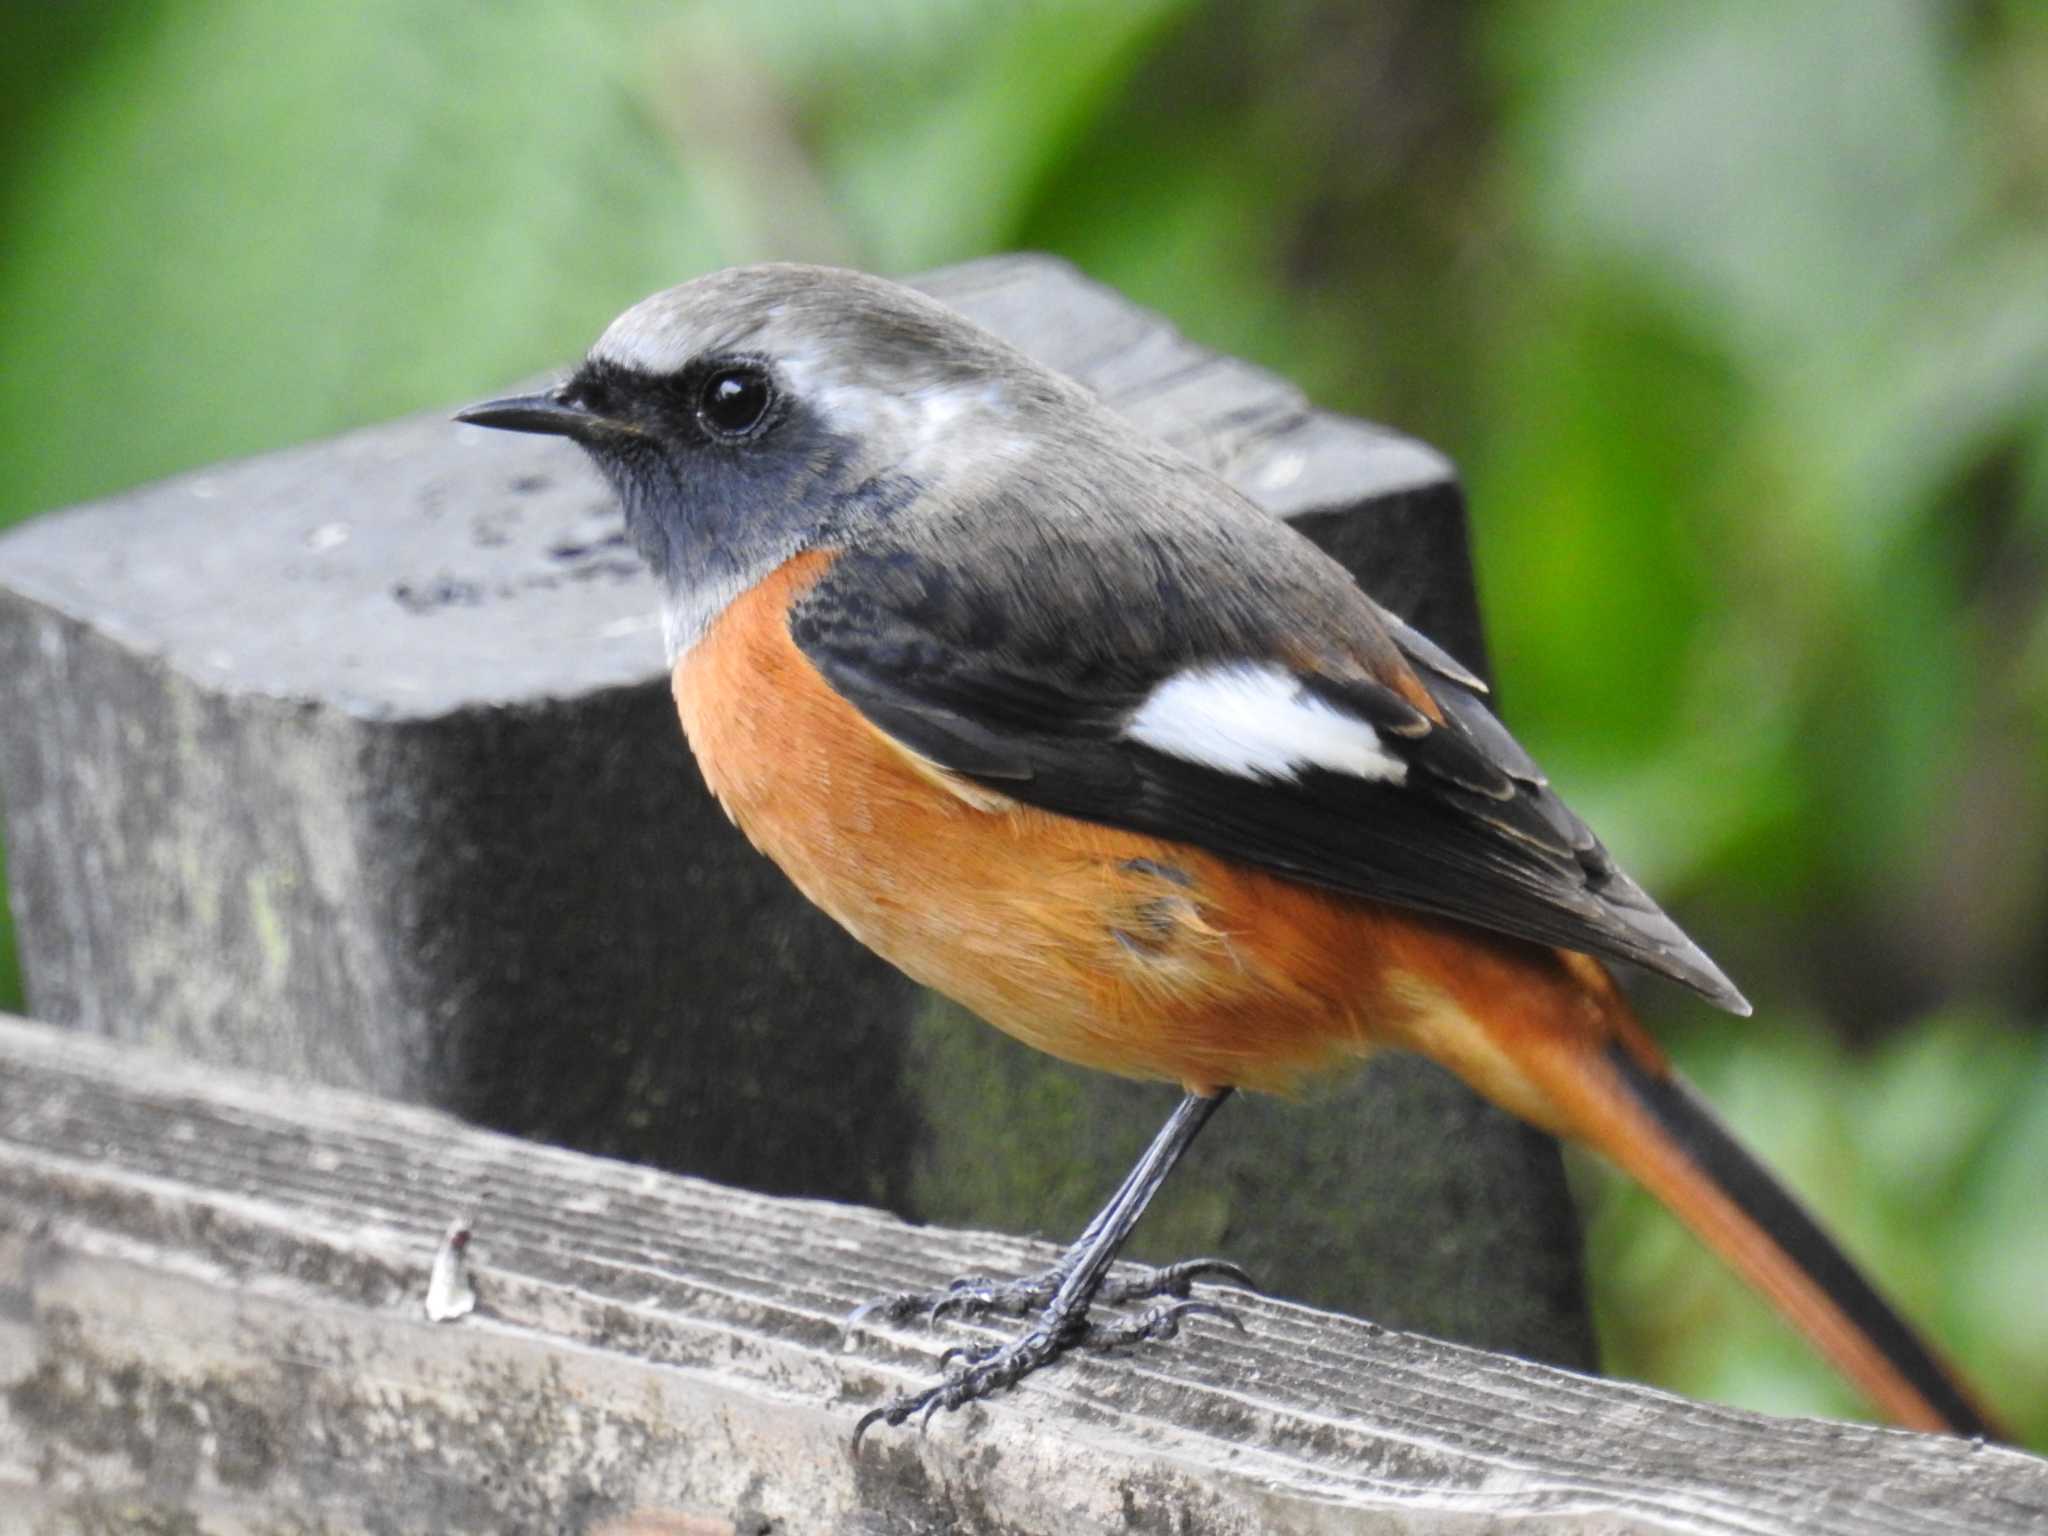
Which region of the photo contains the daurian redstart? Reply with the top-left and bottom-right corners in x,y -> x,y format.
460,264 -> 2000,1442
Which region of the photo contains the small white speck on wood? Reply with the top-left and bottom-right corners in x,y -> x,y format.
424,1216 -> 477,1321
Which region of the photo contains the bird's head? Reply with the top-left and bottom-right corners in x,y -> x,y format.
460,264 -> 1075,655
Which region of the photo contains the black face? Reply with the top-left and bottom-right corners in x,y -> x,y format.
549,355 -> 785,451
459,347 -> 912,603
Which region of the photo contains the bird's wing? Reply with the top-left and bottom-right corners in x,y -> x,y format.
789,528 -> 1748,1014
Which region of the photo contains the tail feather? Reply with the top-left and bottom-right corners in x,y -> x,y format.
1356,912 -> 1996,1435
1561,1035 -> 2002,1439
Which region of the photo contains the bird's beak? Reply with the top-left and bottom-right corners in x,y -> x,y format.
456,390 -> 624,442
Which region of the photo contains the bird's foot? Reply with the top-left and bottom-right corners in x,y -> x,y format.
849,1255 -> 1254,1330
849,1264 -> 1253,1445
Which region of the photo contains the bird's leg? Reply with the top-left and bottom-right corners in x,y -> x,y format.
852,1089 -> 1247,1440
851,1104 -> 1251,1328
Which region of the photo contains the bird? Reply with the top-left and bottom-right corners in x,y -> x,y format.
457,262 -> 2001,1443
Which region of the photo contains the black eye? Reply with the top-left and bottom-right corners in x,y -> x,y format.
697,365 -> 774,439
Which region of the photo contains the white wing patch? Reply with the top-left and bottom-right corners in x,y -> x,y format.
1125,663 -> 1408,785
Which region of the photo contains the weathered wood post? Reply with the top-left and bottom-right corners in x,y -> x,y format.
2,1016 -> 2043,1531
0,255 -> 1591,1367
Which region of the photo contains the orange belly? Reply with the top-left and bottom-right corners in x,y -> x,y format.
673,550 -> 1623,1110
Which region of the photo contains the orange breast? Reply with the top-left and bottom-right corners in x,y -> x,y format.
672,550 -> 1626,1107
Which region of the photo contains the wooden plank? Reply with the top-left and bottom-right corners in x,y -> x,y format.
0,1016 -> 2039,1534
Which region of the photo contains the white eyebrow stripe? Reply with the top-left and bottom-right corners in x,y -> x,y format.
1124,663 -> 1408,785
590,293 -> 774,376
591,306 -> 694,375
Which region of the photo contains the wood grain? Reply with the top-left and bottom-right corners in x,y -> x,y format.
0,1015 -> 2038,1534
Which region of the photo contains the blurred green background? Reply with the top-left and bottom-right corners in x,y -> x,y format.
4,0 -> 2044,1445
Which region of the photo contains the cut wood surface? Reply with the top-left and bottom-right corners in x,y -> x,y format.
0,1016 -> 2040,1534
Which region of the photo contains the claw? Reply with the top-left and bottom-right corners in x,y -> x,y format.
851,1267 -> 1068,1334
847,1291 -> 932,1328
850,1403 -> 892,1451
1180,1258 -> 1259,1294
1084,1296 -> 1245,1353
1098,1256 -> 1260,1306
1151,1297 -> 1246,1336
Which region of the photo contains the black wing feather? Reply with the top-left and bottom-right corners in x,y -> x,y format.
792,540 -> 1748,1015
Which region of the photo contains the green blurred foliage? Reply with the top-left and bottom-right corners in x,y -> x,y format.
3,0 -> 2045,1443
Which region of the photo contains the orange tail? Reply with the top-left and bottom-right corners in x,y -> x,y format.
1513,992 -> 2004,1439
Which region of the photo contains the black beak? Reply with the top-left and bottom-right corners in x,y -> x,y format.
456,390 -> 622,442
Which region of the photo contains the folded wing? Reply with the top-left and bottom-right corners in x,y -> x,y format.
791,532 -> 1748,1015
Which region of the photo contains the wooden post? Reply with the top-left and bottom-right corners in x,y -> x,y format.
0,255 -> 1589,1369
0,1017 -> 2040,1533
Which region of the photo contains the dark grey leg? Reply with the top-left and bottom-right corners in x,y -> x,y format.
853,1089 -> 1247,1441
